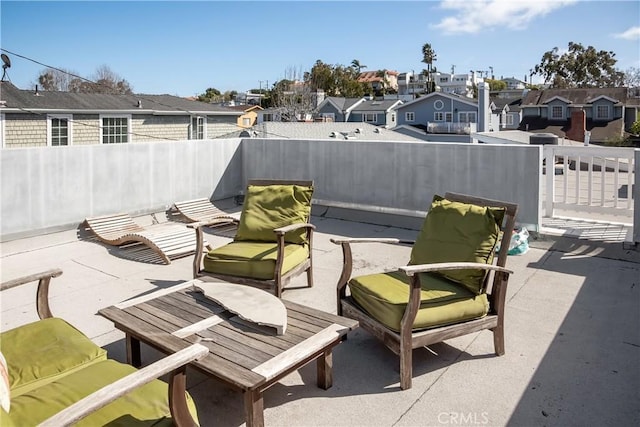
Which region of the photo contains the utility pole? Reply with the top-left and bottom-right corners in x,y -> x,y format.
451,64 -> 455,74
258,80 -> 263,107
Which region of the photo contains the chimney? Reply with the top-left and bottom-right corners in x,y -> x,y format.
477,82 -> 490,132
566,109 -> 586,142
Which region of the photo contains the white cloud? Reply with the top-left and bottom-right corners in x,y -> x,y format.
613,26 -> 640,40
432,0 -> 578,35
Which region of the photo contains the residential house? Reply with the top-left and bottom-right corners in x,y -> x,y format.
501,77 -> 526,90
315,97 -> 366,122
225,104 -> 263,128
256,107 -> 289,123
393,91 -> 481,135
397,71 -> 482,99
490,96 -> 523,130
358,70 -> 399,94
518,87 -> 640,143
0,82 -> 242,148
349,98 -> 402,127
314,96 -> 402,127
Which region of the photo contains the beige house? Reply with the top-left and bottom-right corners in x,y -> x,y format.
226,104 -> 263,128
0,82 -> 242,148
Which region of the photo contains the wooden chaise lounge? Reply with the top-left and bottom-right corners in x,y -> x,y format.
84,213 -> 200,265
173,197 -> 238,223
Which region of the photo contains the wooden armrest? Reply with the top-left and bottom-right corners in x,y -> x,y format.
398,262 -> 514,277
0,268 -> 63,292
187,217 -> 238,229
274,222 -> 316,234
1,268 -> 63,319
38,343 -> 209,427
330,237 -> 415,245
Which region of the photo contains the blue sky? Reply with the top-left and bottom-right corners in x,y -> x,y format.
1,0 -> 639,97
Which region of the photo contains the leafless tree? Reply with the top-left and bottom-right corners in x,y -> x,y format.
36,67 -> 78,91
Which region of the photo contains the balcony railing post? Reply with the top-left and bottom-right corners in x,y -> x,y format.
544,145 -> 555,217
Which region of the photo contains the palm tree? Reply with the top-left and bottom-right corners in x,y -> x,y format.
351,59 -> 367,74
421,43 -> 437,93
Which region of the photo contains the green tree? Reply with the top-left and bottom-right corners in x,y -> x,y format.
197,87 -> 221,103
485,78 -> 507,91
533,42 -> 625,88
421,43 -> 437,93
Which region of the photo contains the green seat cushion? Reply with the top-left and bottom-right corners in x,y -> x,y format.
410,196 -> 505,294
349,270 -> 489,333
235,184 -> 313,244
7,360 -> 198,426
0,318 -> 107,397
203,241 -> 309,280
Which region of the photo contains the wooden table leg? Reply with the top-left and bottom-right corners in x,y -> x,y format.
244,389 -> 264,427
126,333 -> 141,368
317,349 -> 333,389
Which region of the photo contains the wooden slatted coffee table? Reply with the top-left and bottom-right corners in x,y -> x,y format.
98,280 -> 358,427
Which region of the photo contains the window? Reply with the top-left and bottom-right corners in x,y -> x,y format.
47,114 -> 72,146
506,115 -> 514,126
458,112 -> 477,123
596,105 -> 609,119
190,116 -> 205,139
445,112 -> 453,122
551,106 -> 564,120
434,100 -> 444,110
101,115 -> 129,144
263,113 -> 274,122
405,112 -> 415,122
364,113 -> 377,123
391,113 -> 395,123
434,112 -> 444,121
242,117 -> 252,127
322,113 -> 335,122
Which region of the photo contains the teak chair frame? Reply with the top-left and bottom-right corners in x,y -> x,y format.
190,179 -> 315,298
332,192 -> 518,390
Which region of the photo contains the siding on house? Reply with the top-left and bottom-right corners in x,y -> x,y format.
0,82 -> 242,147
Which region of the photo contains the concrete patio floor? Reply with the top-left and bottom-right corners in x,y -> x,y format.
1,208 -> 639,427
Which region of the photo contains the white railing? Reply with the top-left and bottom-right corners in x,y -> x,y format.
544,145 -> 636,218
426,122 -> 476,134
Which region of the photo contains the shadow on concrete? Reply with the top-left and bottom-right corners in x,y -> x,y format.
508,239 -> 640,425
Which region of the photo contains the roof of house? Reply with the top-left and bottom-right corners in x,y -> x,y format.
490,96 -> 523,113
394,91 -> 478,110
222,122 -> 424,142
320,97 -> 363,112
225,104 -> 263,112
0,82 -> 242,115
518,115 -> 627,143
357,70 -> 399,83
521,87 -> 640,107
352,98 -> 403,112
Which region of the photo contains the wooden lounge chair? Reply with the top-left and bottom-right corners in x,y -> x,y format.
172,198 -> 238,224
332,192 -> 518,390
190,179 -> 315,297
84,213 -> 199,265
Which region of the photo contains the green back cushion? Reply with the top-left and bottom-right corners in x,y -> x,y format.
410,196 -> 505,294
7,360 -> 198,426
0,318 -> 107,397
235,184 -> 313,244
204,241 -> 309,280
349,271 -> 489,332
